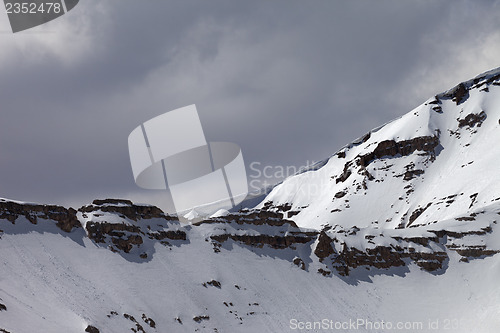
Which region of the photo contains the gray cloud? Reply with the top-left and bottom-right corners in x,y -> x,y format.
0,0 -> 499,212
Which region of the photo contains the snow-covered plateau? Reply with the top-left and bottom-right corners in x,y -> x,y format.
2,68 -> 500,332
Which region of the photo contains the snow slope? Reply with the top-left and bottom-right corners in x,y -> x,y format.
1,68 -> 500,332
0,213 -> 499,333
260,67 -> 500,231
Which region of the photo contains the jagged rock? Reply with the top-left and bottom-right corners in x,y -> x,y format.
204,280 -> 221,288
210,233 -> 313,250
195,209 -> 297,228
0,200 -> 80,232
293,257 -> 305,270
314,231 -> 335,261
317,268 -> 331,276
458,111 -> 487,128
0,193 -> 498,279
79,199 -> 176,222
407,203 -> 432,227
85,325 -> 99,333
193,315 -> 210,323
111,234 -> 143,253
148,230 -> 186,241
358,136 -> 440,168
85,222 -> 141,244
449,246 -> 499,258
142,314 -> 156,328
449,83 -> 469,105
334,136 -> 439,184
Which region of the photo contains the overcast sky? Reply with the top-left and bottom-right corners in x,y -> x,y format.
0,0 -> 499,212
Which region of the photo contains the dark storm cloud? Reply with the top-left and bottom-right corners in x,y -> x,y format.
0,0 -> 499,211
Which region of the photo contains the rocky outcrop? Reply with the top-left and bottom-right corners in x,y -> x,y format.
0,199 -> 80,232
315,235 -> 449,276
85,221 -> 144,253
80,200 -> 186,256
0,197 -> 498,279
335,135 -> 440,184
441,82 -> 469,105
148,230 -> 187,241
85,325 -> 100,333
79,199 -> 175,222
210,233 -> 314,250
357,136 -> 440,168
457,111 -> 487,128
194,209 -> 298,228
314,231 -> 335,261
311,219 -> 499,277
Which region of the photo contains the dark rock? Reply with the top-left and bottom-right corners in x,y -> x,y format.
0,200 -> 81,232
195,210 -> 297,228
85,222 -> 140,244
336,165 -> 352,183
334,191 -> 346,199
124,313 -> 137,322
452,246 -> 499,258
79,200 -> 175,222
407,203 -> 432,227
403,169 -> 424,181
210,232 -> 314,249
85,325 -> 100,333
458,111 -> 487,128
148,230 -> 187,241
205,280 -> 221,288
111,235 -> 143,253
314,231 -> 335,261
142,314 -> 156,328
358,136 -> 440,168
293,257 -> 305,270
193,315 -> 210,323
441,83 -> 469,105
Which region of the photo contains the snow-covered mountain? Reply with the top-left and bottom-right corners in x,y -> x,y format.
1,68 -> 500,333
260,67 -> 500,231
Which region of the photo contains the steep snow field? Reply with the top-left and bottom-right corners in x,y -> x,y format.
261,67 -> 500,231
2,68 -> 500,332
0,217 -> 499,332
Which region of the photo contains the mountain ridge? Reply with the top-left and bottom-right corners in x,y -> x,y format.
2,67 -> 500,332
259,66 -> 500,230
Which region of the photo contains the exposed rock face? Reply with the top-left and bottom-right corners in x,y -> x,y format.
310,219 -> 499,276
329,244 -> 448,276
441,82 -> 469,105
148,230 -> 187,241
358,136 -> 440,168
293,257 -> 305,270
194,209 -> 297,228
457,111 -> 487,128
314,231 -> 335,261
0,199 -> 80,232
334,135 -> 440,185
79,199 -> 174,221
0,194 -> 498,278
437,70 -> 500,105
210,233 -> 313,250
85,325 -> 100,333
195,207 -> 316,252
79,199 -> 185,256
85,222 -> 142,244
